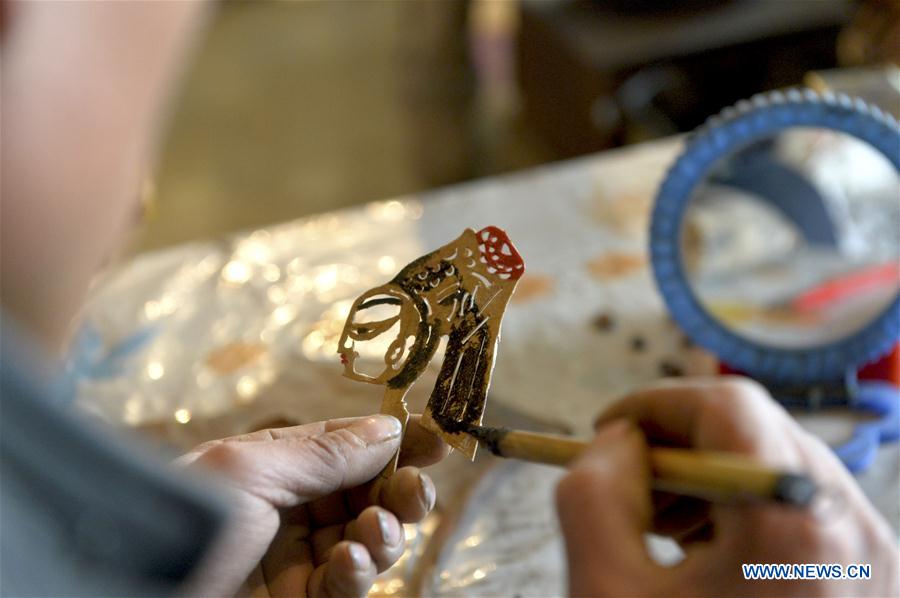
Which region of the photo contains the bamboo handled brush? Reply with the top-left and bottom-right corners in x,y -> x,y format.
464,425 -> 818,506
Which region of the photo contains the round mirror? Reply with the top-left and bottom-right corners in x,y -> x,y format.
651,90 -> 900,383
683,127 -> 899,349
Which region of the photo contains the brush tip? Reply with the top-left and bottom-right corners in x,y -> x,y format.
461,423 -> 489,441
461,424 -> 509,455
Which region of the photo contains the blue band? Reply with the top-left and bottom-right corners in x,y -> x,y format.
650,89 -> 900,385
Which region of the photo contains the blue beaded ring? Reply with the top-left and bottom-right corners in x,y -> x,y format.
650,89 -> 900,386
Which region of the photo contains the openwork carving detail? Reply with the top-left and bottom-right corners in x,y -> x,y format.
338,226 -> 524,472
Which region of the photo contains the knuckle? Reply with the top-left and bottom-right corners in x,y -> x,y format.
199,442 -> 247,474
714,376 -> 768,408
304,432 -> 354,472
556,468 -> 600,511
700,378 -> 764,423
696,377 -> 791,454
700,391 -> 745,428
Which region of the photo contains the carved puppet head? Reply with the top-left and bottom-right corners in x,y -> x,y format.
337,226 -> 524,457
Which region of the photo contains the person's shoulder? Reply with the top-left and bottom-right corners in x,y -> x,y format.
0,313 -> 226,596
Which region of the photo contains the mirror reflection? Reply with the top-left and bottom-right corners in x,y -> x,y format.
683,127 -> 899,348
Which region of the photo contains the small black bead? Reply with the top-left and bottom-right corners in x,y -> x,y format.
592,313 -> 615,332
630,335 -> 646,352
659,360 -> 684,377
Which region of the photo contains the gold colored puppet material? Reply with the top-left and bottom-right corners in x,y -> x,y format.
338,226 -> 524,478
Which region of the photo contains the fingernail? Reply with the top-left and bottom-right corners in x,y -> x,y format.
347,543 -> 369,570
351,415 -> 402,445
376,510 -> 401,546
598,419 -> 636,445
581,419 -> 643,465
417,472 -> 436,511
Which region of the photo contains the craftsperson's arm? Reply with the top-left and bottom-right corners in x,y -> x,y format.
557,376 -> 898,597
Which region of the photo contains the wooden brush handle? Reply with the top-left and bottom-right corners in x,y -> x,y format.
489,429 -> 817,506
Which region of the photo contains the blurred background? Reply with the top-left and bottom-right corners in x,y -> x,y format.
136,0 -> 900,253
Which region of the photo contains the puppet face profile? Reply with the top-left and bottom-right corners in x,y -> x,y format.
338,226 -> 524,456
338,285 -> 420,385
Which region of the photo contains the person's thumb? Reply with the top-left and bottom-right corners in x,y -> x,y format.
556,419 -> 659,595
199,415 -> 402,507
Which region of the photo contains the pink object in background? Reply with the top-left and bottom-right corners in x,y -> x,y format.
792,261 -> 899,313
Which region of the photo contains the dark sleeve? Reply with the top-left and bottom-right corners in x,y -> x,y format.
1,317 -> 226,597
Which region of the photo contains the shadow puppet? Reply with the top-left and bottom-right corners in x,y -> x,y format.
338,226 -> 524,474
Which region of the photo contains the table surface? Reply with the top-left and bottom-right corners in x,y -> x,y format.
74,137 -> 899,596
